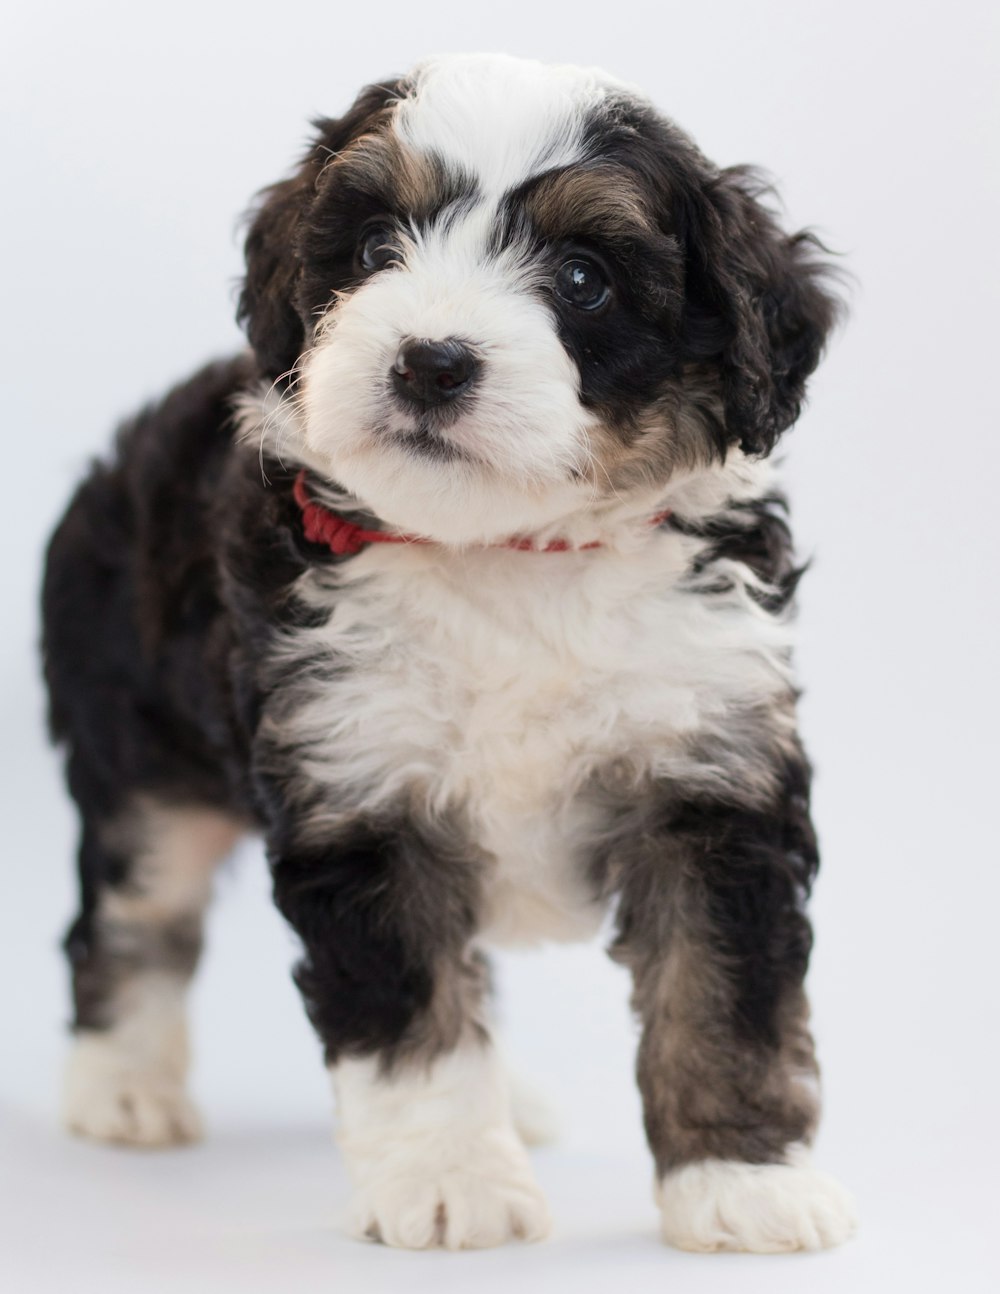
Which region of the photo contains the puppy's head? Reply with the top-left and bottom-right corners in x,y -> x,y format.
239,54 -> 838,543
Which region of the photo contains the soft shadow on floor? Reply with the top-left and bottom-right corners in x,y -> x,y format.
0,1101 -> 946,1294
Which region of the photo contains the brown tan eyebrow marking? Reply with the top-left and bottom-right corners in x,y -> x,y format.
521,164 -> 655,242
321,124 -> 479,222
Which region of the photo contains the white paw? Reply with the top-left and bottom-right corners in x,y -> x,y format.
62,1034 -> 202,1148
657,1156 -> 858,1253
348,1135 -> 551,1250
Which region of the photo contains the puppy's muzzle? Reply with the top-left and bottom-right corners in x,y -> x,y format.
391,337 -> 480,408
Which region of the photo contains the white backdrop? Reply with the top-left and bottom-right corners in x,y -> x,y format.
2,2 -> 998,1291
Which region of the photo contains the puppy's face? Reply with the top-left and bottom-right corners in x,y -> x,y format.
240,55 -> 836,543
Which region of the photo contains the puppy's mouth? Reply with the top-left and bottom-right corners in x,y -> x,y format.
376,416 -> 479,465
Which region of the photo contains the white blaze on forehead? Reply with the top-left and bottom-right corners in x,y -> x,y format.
396,53 -> 619,196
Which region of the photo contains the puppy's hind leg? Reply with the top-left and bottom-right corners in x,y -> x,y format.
506,1063 -> 560,1148
62,798 -> 243,1148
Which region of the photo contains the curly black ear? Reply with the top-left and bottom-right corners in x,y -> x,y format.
237,79 -> 407,380
238,163 -> 320,380
681,167 -> 840,457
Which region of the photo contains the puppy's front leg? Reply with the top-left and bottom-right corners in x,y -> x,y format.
611,763 -> 857,1252
270,818 -> 550,1250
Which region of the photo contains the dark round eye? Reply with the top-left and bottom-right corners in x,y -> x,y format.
357,224 -> 402,273
554,257 -> 610,310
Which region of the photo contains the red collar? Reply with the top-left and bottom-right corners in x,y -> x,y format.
293,470 -> 670,557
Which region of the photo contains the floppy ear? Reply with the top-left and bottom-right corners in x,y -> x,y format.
237,162 -> 321,380
237,80 -> 406,380
680,167 -> 840,457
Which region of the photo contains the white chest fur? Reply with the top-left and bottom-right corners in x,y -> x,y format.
268,522 -> 795,947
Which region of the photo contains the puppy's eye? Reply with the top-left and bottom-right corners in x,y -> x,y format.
357,224 -> 402,273
555,258 -> 610,311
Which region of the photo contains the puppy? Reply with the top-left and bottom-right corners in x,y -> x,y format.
42,53 -> 857,1252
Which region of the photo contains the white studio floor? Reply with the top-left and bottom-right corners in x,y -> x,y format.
2,1112 -> 989,1294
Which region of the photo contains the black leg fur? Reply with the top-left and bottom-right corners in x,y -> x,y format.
64,817 -> 204,1033
56,794 -> 241,1146
605,753 -> 820,1176
268,813 -> 489,1070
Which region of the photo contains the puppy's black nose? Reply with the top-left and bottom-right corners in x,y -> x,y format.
391,338 -> 479,407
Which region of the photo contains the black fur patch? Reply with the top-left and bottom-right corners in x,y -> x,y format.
674,493 -> 806,613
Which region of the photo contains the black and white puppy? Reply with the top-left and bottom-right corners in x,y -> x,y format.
42,53 -> 856,1252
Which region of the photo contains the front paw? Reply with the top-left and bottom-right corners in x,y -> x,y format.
657,1156 -> 858,1253
62,1036 -> 201,1148
347,1133 -> 551,1250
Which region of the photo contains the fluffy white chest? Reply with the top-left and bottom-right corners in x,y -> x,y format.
277,533 -> 793,946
